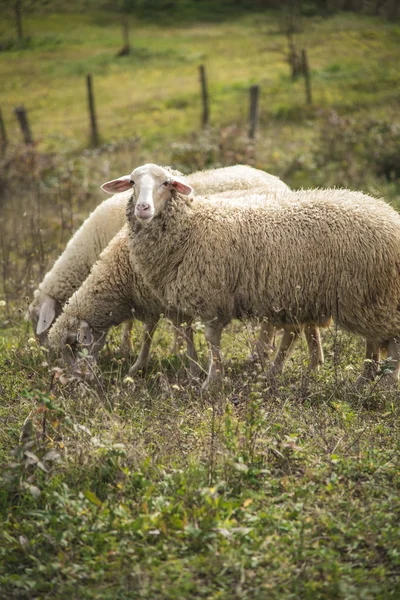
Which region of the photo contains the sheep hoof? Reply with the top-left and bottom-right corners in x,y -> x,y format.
201,370 -> 223,391
308,354 -> 324,371
188,362 -> 202,379
119,339 -> 133,356
129,361 -> 147,376
268,362 -> 283,379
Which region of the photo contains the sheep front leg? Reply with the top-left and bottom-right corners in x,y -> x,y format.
304,325 -> 324,370
356,339 -> 381,385
129,320 -> 158,375
119,319 -> 134,355
270,326 -> 300,376
203,322 -> 223,390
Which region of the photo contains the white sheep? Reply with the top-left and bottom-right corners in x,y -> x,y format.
28,165 -> 288,344
48,190 -> 325,379
105,163 -> 400,388
47,225 -> 199,377
31,165 -> 311,370
27,192 -> 130,345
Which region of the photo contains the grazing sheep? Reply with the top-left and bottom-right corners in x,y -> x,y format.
47,225 -> 199,377
105,163 -> 400,388
30,165 -> 298,368
28,165 -> 288,344
27,192 -> 131,345
50,185 -> 325,378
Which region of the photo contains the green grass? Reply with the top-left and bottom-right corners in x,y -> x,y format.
1,323 -> 400,599
1,11 -> 400,152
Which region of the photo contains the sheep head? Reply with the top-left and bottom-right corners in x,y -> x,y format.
101,164 -> 193,226
26,291 -> 61,345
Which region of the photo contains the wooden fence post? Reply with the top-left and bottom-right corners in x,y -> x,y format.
249,84 -> 260,139
199,64 -> 209,128
302,49 -> 312,105
15,106 -> 33,144
0,108 -> 8,153
86,74 -> 99,146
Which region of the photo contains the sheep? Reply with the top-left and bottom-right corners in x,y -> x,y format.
30,165 -> 299,367
49,184 -> 327,379
47,225 -> 199,377
28,166 -> 288,346
27,192 -> 131,346
105,163 -> 400,389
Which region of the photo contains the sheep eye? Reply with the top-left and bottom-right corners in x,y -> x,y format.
162,181 -> 170,187
129,180 -> 135,186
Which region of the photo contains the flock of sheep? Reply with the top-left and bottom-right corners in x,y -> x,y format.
27,163 -> 400,389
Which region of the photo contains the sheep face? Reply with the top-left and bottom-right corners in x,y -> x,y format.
101,164 -> 192,226
56,319 -> 107,370
26,292 -> 61,346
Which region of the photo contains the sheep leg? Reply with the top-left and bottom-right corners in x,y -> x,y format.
270,326 -> 300,375
129,320 -> 158,375
304,325 -> 324,370
182,324 -> 200,377
356,340 -> 381,385
119,319 -> 134,355
386,338 -> 400,381
254,320 -> 276,361
203,322 -> 223,390
171,327 -> 186,354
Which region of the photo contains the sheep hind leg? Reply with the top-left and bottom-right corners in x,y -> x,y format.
129,320 -> 158,376
270,326 -> 300,376
180,324 -> 201,378
119,319 -> 134,355
304,325 -> 324,370
254,320 -> 276,362
356,340 -> 381,386
202,322 -> 224,391
386,338 -> 400,382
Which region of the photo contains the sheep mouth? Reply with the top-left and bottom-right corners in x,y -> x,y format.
135,211 -> 154,224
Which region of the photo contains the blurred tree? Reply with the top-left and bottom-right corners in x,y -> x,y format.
0,0 -> 51,45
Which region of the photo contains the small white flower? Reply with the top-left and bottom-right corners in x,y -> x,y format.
28,338 -> 37,346
0,300 -> 6,307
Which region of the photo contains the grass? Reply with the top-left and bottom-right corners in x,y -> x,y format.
1,6 -> 400,599
0,11 -> 400,152
1,323 -> 400,599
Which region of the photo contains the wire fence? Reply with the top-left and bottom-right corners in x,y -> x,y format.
0,56 -> 313,153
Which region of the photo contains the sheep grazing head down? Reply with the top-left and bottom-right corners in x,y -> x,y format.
101,164 -> 193,226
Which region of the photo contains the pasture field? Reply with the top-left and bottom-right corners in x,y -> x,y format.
1,7 -> 400,599
0,9 -> 400,155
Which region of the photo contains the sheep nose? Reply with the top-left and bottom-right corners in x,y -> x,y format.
136,203 -> 150,212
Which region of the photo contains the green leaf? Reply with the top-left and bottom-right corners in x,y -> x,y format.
82,490 -> 103,507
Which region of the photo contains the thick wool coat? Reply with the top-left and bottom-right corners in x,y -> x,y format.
128,188 -> 400,344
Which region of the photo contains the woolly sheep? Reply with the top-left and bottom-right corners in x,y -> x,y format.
48,191 -> 324,379
44,166 -> 300,374
28,165 -> 288,344
27,192 -> 130,345
107,163 -> 400,388
47,225 -> 199,377
31,165 -> 306,367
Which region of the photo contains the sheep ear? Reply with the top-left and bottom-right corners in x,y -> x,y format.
171,178 -> 193,196
101,175 -> 132,194
77,321 -> 94,346
36,297 -> 57,335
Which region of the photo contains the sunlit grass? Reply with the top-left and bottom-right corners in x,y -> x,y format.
1,11 -> 399,152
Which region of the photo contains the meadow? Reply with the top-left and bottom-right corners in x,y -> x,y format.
1,6 -> 400,599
